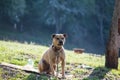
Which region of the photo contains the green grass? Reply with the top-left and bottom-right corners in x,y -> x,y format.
0,40 -> 120,80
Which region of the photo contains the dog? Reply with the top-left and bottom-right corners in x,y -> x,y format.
38,34 -> 67,78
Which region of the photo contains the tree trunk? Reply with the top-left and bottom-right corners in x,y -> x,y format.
50,0 -> 63,33
55,9 -> 62,33
20,24 -> 23,32
105,0 -> 120,69
118,19 -> 120,35
14,23 -> 17,30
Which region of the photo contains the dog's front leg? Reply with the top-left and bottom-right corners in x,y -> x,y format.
61,59 -> 65,78
49,62 -> 55,76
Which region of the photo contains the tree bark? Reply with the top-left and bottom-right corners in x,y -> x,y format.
55,9 -> 62,33
50,0 -> 61,33
105,0 -> 120,69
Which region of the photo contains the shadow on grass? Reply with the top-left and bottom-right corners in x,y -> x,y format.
84,67 -> 111,80
26,73 -> 50,80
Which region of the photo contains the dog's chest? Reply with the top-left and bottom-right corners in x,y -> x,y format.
52,52 -> 62,64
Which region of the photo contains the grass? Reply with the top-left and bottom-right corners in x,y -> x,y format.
0,40 -> 120,80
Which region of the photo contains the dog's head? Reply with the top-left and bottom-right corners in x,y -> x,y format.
52,34 -> 67,47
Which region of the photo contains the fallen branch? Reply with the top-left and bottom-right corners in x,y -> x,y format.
0,62 -> 73,79
0,62 -> 50,77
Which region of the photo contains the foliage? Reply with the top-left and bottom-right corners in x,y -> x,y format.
0,0 -> 115,53
0,0 -> 26,23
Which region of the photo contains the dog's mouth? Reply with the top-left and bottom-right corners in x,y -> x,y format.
58,43 -> 63,46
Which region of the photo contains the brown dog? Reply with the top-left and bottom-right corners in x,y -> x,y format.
38,34 -> 67,78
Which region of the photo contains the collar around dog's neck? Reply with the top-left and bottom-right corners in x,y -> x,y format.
52,45 -> 62,52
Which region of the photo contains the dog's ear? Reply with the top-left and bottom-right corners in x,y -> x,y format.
52,34 -> 56,38
63,34 -> 67,38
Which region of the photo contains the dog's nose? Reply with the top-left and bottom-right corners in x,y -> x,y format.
59,41 -> 63,44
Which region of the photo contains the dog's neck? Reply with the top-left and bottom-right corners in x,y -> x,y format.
52,45 -> 62,52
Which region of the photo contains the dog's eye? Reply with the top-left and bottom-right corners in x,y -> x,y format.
56,38 -> 59,40
61,38 -> 64,40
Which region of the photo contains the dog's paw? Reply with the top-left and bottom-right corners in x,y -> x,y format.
61,75 -> 66,79
61,76 -> 66,79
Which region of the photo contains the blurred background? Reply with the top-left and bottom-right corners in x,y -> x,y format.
0,0 -> 115,54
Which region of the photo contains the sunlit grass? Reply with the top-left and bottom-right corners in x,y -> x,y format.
0,40 -> 120,80
0,40 -> 47,65
66,50 -> 105,67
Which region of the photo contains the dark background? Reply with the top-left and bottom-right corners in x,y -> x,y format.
0,0 -> 115,54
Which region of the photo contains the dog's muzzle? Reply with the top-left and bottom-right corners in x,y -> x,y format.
58,41 -> 63,45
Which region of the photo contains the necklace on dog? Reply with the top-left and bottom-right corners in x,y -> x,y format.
52,45 -> 62,77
